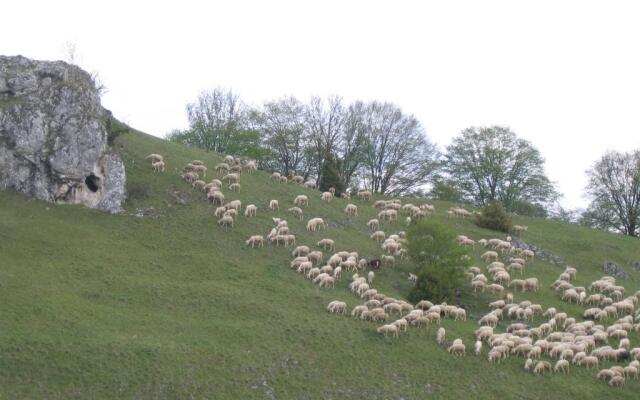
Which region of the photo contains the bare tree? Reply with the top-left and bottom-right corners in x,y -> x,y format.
304,96 -> 346,181
359,102 -> 439,194
585,150 -> 640,237
253,96 -> 308,175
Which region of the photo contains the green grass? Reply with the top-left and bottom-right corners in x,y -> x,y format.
1,127 -> 639,399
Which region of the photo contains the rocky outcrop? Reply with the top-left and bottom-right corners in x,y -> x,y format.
0,55 -> 125,213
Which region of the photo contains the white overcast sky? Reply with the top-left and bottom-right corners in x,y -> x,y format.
3,0 -> 640,208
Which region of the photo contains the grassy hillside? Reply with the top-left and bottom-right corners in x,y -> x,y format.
1,127 -> 639,399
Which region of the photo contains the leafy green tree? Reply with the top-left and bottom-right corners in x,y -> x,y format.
407,220 -> 469,303
475,202 -> 513,233
445,126 -> 557,211
584,150 -> 640,237
168,87 -> 256,155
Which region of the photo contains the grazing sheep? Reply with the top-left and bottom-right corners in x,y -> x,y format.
316,238 -> 335,251
533,361 -> 552,375
327,301 -> 347,314
308,251 -> 324,265
208,191 -> 225,206
270,172 -> 281,181
370,230 -> 386,242
193,164 -> 207,178
218,215 -> 234,228
244,204 -> 257,217
226,200 -> 242,211
448,340 -> 466,356
287,206 -> 304,220
292,245 -> 310,257
306,217 -> 326,232
581,356 -> 599,369
368,271 -> 375,284
192,180 -> 206,191
229,182 -> 241,192
554,359 -> 570,373
245,235 -> 264,248
182,171 -> 198,183
609,375 -> 625,387
436,327 -> 446,345
357,191 -> 372,201
513,225 -> 528,234
215,163 -> 230,174
145,153 -> 163,163
321,191 -> 333,202
475,340 -> 483,355
279,176 -> 288,184
294,195 -> 309,207
481,251 -> 499,262
244,160 -> 257,174
367,219 -> 380,230
152,160 -> 165,172
223,155 -> 235,164
269,200 -> 279,211
377,324 -> 399,338
214,206 -> 227,218
319,276 -> 335,288
344,204 -> 358,216
222,173 -> 240,184
381,255 -> 395,267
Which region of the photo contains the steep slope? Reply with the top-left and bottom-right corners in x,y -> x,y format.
1,127 -> 639,399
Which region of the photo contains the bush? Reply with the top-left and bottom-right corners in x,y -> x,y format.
475,202 -> 513,233
407,220 -> 469,303
319,155 -> 345,196
429,179 -> 463,203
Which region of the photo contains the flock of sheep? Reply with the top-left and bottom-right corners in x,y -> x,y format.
144,152 -> 640,389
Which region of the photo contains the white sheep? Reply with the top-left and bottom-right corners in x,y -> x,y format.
448,340 -> 466,356
436,327 -> 446,345
269,200 -> 279,211
321,191 -> 333,202
245,235 -> 264,248
215,163 -> 229,174
327,300 -> 347,314
316,238 -> 335,251
292,245 -> 310,257
145,153 -> 163,163
288,206 -> 304,220
193,164 -> 207,178
218,215 -> 234,228
244,160 -> 257,174
381,255 -> 395,267
368,271 -> 375,284
294,195 -> 309,207
344,203 -> 358,216
244,204 -> 257,217
152,160 -> 165,172
370,230 -> 386,242
377,324 -> 399,338
357,190 -> 372,201
367,219 -> 380,230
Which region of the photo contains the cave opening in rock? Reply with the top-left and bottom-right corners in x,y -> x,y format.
85,174 -> 100,192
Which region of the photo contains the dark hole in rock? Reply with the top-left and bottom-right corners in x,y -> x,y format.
85,174 -> 100,192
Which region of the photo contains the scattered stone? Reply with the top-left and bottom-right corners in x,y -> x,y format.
603,262 -> 628,279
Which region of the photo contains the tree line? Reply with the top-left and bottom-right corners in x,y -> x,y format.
168,87 -> 640,238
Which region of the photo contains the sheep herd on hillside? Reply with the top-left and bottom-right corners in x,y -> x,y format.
145,152 -> 640,388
